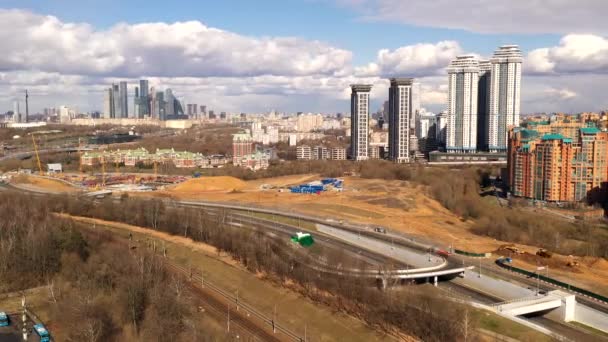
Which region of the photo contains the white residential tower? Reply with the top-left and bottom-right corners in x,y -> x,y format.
350,84 -> 372,161
487,45 -> 523,152
446,55 -> 479,153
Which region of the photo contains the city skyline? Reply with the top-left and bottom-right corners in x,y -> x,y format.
0,3 -> 607,114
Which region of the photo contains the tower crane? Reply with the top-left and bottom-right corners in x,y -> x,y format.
31,133 -> 43,175
100,153 -> 106,187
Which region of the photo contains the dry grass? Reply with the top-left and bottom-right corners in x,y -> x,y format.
0,286 -> 52,322
13,175 -> 78,193
168,176 -> 247,193
61,213 -> 391,342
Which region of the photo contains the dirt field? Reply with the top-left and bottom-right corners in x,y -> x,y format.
12,175 -> 79,193
151,174 -> 608,296
169,176 -> 247,193
10,172 -> 608,296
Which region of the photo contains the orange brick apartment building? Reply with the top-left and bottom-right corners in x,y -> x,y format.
508,123 -> 608,203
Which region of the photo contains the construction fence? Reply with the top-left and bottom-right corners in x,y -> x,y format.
454,249 -> 491,258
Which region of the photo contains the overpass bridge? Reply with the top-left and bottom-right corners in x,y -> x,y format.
493,290 -> 576,322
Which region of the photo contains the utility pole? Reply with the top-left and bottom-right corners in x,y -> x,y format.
478,258 -> 482,278
21,295 -> 27,341
236,290 -> 239,311
537,270 -> 540,296
201,267 -> 205,288
227,304 -> 230,333
273,304 -> 277,333
536,263 -> 541,296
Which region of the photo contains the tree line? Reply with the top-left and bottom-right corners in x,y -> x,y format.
49,194 -> 474,341
0,192 -> 226,341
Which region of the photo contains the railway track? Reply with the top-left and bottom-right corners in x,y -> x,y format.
163,263 -> 288,342
77,223 -> 301,342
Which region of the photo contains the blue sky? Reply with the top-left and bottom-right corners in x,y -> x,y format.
0,0 -> 607,114
1,0 -> 560,62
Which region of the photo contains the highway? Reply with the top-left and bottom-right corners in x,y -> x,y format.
172,200 -> 608,340
0,146 -> 95,162
3,184 -> 606,340
177,199 -> 608,313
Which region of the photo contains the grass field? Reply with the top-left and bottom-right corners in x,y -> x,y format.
570,321 -> 608,339
470,308 -> 552,342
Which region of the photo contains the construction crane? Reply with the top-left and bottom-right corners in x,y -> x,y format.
31,134 -> 43,175
100,154 -> 106,187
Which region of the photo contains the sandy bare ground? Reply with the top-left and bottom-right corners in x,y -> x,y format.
147,174 -> 608,296
12,175 -> 79,193
14,173 -> 608,296
169,176 -> 247,193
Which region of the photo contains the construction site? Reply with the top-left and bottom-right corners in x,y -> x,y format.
3,133 -> 608,304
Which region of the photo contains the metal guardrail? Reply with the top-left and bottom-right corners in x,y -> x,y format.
490,295 -> 549,307
454,249 -> 489,258
495,258 -> 608,305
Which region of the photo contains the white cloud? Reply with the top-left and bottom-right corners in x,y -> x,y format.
544,88 -> 577,100
336,0 -> 608,34
355,41 -> 462,77
0,9 -> 352,78
526,34 -> 608,74
1,8 -> 607,115
420,83 -> 448,106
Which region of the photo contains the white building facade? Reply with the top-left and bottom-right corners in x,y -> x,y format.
487,45 -> 522,152
436,111 -> 448,146
446,55 -> 479,153
350,84 -> 372,161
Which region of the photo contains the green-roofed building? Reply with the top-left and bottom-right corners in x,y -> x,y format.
508,122 -> 608,203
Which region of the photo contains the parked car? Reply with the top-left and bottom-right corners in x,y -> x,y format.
0,312 -> 9,327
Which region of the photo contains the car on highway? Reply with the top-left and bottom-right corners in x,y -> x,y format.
373,227 -> 386,234
0,312 -> 9,327
33,323 -> 50,342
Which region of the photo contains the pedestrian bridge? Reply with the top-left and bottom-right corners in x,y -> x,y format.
492,290 -> 576,322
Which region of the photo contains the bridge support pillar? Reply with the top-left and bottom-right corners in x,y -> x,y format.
555,292 -> 576,322
433,276 -> 438,287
